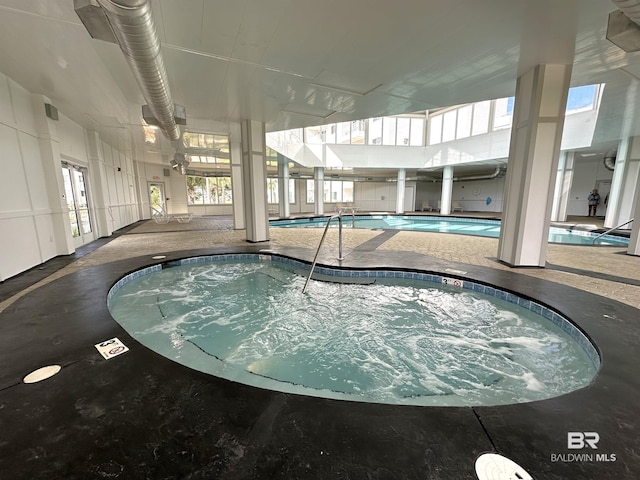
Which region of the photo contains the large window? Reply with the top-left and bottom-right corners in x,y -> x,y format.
186,175 -> 232,205
428,115 -> 442,144
456,105 -> 472,139
369,117 -> 383,145
267,178 -> 278,204
143,126 -> 158,145
183,132 -> 229,150
323,180 -> 354,203
427,84 -> 601,146
471,101 -> 490,136
429,99 -> 510,145
409,118 -> 424,146
183,132 -> 230,164
396,117 -> 410,145
307,180 -> 353,203
442,110 -> 457,142
306,179 -> 315,203
493,97 -> 514,131
351,120 -> 366,144
189,155 -> 230,164
367,116 -> 423,146
266,179 -> 296,204
304,116 -> 422,147
566,84 -> 599,114
305,179 -> 353,204
289,179 -> 296,204
382,117 -> 397,145
337,121 -> 351,144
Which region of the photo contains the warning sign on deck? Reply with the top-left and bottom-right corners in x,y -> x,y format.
95,337 -> 129,360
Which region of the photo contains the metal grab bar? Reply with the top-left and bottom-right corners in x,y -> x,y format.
302,214 -> 344,293
336,206 -> 359,227
591,218 -> 633,244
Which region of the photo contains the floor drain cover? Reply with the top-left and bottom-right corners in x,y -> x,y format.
475,453 -> 532,480
23,365 -> 62,384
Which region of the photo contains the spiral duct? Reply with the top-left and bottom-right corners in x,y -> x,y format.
95,0 -> 181,141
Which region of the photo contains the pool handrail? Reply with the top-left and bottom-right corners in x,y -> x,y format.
590,218 -> 633,244
302,214 -> 344,294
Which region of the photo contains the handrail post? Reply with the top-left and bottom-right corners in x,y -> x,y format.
302,214 -> 344,293
338,215 -> 344,260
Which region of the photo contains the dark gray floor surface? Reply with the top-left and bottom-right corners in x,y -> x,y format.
0,236 -> 638,479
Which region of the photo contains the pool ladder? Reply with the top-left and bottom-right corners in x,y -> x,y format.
302,214 -> 344,293
590,218 -> 633,244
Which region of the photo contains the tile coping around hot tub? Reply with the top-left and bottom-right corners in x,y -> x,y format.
107,253 -> 600,371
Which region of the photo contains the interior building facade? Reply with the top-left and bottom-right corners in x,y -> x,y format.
1,1 -> 640,479
1,0 -> 640,280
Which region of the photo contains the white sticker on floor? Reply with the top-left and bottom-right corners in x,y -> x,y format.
95,337 -> 129,360
475,453 -> 532,480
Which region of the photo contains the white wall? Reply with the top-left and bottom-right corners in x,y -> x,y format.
0,74 -> 60,281
0,71 -> 141,281
95,139 -> 139,232
566,157 -> 613,216
415,177 -> 505,213
355,182 -> 398,212
412,158 -> 610,216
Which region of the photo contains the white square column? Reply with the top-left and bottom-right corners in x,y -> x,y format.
241,120 -> 269,242
439,166 -> 453,215
629,186 -> 640,256
605,136 -> 640,230
277,153 -> 290,218
230,140 -> 244,230
609,136 -> 640,255
395,168 -> 406,214
314,167 -> 324,215
498,64 -> 572,267
550,151 -> 574,222
85,130 -> 113,237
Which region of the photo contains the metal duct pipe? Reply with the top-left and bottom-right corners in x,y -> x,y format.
611,0 -> 640,26
603,150 -> 617,171
399,166 -> 506,183
452,166 -> 506,182
97,0 -> 180,141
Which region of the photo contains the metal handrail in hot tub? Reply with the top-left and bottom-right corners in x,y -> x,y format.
302,214 -> 344,294
591,218 -> 633,244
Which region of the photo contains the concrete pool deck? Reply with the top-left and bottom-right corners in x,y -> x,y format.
0,213 -> 639,479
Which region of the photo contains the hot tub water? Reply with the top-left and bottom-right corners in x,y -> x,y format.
108,256 -> 598,407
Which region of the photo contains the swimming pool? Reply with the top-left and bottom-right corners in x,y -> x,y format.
108,254 -> 599,407
270,215 -> 629,246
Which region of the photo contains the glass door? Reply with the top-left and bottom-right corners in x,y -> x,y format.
62,164 -> 94,247
149,182 -> 167,218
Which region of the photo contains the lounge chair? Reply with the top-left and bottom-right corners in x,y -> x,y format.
421,200 -> 433,211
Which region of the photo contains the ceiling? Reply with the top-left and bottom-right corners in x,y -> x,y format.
0,0 -> 638,171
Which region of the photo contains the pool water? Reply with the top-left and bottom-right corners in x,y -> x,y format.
108,256 -> 598,407
270,215 -> 629,246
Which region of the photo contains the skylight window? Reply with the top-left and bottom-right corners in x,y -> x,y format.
566,84 -> 599,114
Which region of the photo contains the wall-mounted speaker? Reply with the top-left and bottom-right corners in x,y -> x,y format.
163,168 -> 170,177
45,103 -> 59,120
